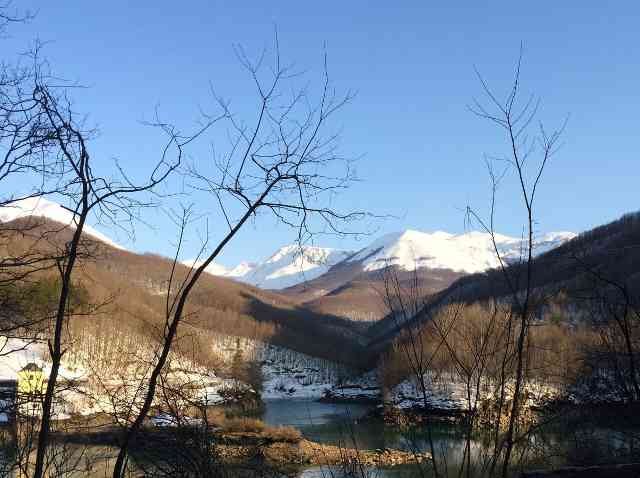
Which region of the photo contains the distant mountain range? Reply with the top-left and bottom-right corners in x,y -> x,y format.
338,229 -> 576,274
1,198 -> 574,292
0,197 -> 577,324
2,196 -> 638,369
186,229 -> 576,291
184,245 -> 353,290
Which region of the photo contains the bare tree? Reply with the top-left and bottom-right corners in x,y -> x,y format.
111,39 -> 365,477
0,11 -> 92,475
466,45 -> 566,477
378,262 -> 467,478
0,39 -> 76,340
25,74 -> 216,478
569,248 -> 640,402
0,1 -> 33,36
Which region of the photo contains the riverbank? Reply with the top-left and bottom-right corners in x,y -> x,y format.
215,432 -> 430,467
6,398 -> 640,477
34,426 -> 430,471
32,410 -> 430,471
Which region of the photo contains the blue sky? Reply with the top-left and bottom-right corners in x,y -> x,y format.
4,2 -> 640,266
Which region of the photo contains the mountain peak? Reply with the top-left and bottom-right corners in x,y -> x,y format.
227,261 -> 256,277
0,196 -> 126,250
184,228 -> 577,290
348,228 -> 575,274
189,244 -> 354,290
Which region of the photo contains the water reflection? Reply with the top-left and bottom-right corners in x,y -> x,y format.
0,401 -> 637,477
262,399 -> 640,478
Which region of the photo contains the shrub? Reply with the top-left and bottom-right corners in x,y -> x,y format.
224,417 -> 265,433
262,425 -> 302,443
221,417 -> 302,442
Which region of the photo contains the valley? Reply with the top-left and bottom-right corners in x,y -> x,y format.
0,5 -> 637,476
2,198 -> 639,477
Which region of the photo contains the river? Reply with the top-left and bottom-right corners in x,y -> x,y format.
261,399 -> 640,478
1,400 -> 637,477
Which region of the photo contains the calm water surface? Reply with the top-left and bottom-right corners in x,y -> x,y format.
262,399 -> 640,478
1,401 -> 637,477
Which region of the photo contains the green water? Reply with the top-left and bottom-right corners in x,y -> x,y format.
1,401 -> 637,477
262,399 -> 640,478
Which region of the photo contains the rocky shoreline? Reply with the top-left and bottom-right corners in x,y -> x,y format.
215,433 -> 431,467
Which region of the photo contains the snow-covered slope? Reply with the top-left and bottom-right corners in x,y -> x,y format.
233,245 -> 354,289
0,338 -> 84,383
181,258 -> 231,276
348,229 -> 576,274
189,245 -> 354,290
0,197 -> 125,250
187,229 -> 575,290
209,334 -> 354,400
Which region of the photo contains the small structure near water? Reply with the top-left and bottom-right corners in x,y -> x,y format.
0,363 -> 46,425
17,363 -> 45,395
16,362 -> 45,418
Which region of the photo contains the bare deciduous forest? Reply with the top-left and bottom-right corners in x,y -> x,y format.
1,3 -> 639,478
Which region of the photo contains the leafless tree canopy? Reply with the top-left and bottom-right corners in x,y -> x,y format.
106,39 -> 367,477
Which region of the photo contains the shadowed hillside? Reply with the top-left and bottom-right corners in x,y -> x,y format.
368,211 -> 640,349
0,216 -> 370,368
281,254 -> 464,322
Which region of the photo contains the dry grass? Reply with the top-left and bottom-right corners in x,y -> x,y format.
223,417 -> 266,433
262,425 -> 302,443
221,416 -> 301,443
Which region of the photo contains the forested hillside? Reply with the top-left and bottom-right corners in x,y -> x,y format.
1,216 -> 369,369
370,211 -> 640,348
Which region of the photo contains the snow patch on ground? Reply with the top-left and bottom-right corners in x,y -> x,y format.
390,373 -> 474,411
388,372 -> 564,412
0,336 -> 246,420
209,334 -> 356,399
0,337 -> 84,383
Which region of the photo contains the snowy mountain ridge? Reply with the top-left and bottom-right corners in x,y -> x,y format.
1,197 -> 575,289
186,244 -> 354,290
192,229 -> 576,289
0,196 -> 125,250
350,229 -> 577,274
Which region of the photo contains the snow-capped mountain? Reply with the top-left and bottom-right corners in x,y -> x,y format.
3,197 -> 575,290
226,261 -> 257,278
0,196 -> 125,250
348,229 -> 576,274
181,259 -> 232,276
188,245 -> 354,290
236,245 -> 354,289
190,229 -> 575,291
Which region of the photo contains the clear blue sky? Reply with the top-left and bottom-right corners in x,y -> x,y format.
5,1 -> 640,266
